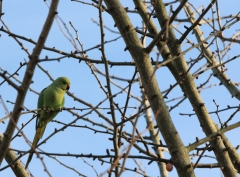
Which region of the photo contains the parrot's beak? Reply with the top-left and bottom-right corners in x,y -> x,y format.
66,84 -> 70,91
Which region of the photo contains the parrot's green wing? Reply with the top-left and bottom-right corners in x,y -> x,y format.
25,77 -> 70,169
35,87 -> 46,130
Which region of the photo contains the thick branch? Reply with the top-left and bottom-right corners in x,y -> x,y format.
103,0 -> 195,176
183,1 -> 240,172
145,0 -> 187,53
0,0 -> 59,165
183,2 -> 240,100
151,0 -> 237,176
0,133 -> 28,177
187,121 -> 240,152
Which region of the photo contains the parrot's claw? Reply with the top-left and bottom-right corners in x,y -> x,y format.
46,107 -> 52,113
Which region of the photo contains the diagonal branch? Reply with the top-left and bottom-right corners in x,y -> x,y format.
0,133 -> 28,177
145,0 -> 188,53
103,0 -> 195,176
183,1 -> 240,172
183,3 -> 240,100
187,120 -> 240,152
178,0 -> 217,43
151,0 -> 238,176
0,0 -> 59,165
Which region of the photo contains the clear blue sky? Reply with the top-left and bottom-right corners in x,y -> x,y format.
0,0 -> 240,177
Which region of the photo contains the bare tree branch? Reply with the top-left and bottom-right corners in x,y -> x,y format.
0,0 -> 60,165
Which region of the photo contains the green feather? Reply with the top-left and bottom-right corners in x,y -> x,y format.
25,77 -> 70,169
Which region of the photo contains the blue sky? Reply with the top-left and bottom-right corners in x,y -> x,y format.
0,0 -> 240,177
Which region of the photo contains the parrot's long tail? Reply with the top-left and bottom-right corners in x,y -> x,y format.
25,126 -> 46,169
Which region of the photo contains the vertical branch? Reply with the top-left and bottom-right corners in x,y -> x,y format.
139,1 -> 168,176
0,0 -> 2,19
215,0 -> 224,38
183,1 -> 240,172
103,0 -> 195,176
98,0 -> 119,175
152,0 -> 237,176
0,0 -> 59,165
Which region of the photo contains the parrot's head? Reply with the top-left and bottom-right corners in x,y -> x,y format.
53,77 -> 71,91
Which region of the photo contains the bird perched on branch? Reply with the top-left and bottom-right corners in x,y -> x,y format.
25,77 -> 70,169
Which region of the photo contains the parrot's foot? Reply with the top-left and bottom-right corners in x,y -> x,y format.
43,107 -> 53,113
46,107 -> 52,113
42,106 -> 62,112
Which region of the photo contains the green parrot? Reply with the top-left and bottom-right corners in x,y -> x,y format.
25,77 -> 70,169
